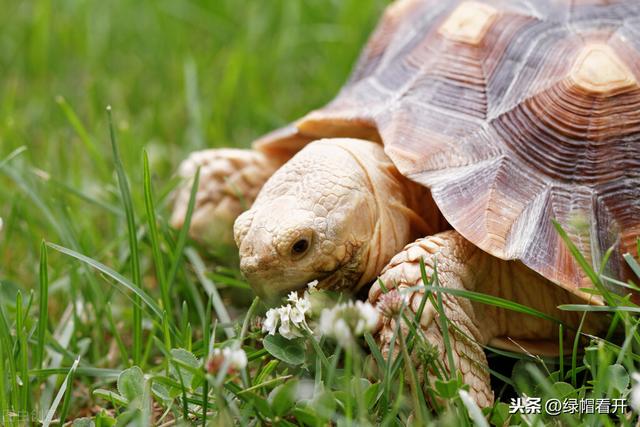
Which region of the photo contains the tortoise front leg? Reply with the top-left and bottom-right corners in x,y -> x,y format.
368,231 -> 494,407
171,149 -> 283,245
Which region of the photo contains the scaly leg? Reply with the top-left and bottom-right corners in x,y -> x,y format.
369,231 -> 494,407
369,230 -> 605,408
171,149 -> 282,245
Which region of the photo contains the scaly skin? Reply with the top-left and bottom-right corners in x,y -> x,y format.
369,233 -> 494,407
368,231 -> 605,407
233,137 -> 605,408
171,148 -> 282,246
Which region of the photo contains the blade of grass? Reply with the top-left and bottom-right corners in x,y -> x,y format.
251,360 -> 279,388
0,146 -> 27,169
173,362 -> 190,421
181,272 -> 206,330
142,321 -> 157,367
180,301 -> 189,342
558,324 -> 564,381
46,242 -> 175,334
404,284 -> 563,325
36,240 -> 49,370
247,349 -> 268,362
615,319 -> 639,365
22,290 -> 35,328
429,259 -> 455,381
56,96 -> 107,177
600,275 -> 640,292
382,317 -> 401,412
208,273 -> 251,290
38,330 -> 83,366
57,357 -> 78,426
42,357 -> 80,427
108,106 -> 143,365
143,150 -> 170,313
93,389 -> 129,407
201,298 -> 212,426
1,164 -> 65,243
344,345 -> 355,421
397,263 -> 434,359
16,291 -> 31,417
380,371 -> 405,427
459,390 -> 489,427
623,253 -> 640,279
558,304 -> 640,313
399,327 -> 428,424
553,221 -> 615,305
0,306 -> 19,410
553,220 -> 599,285
235,375 -> 293,395
186,247 -> 235,339
35,170 -> 122,217
364,331 -> 386,371
237,297 -> 260,388
162,311 -> 172,360
166,167 -> 200,289
571,313 -> 587,387
239,297 -> 259,344
307,333 -> 331,373
105,302 -> 130,365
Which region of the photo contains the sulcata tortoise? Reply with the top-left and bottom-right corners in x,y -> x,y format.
172,0 -> 640,406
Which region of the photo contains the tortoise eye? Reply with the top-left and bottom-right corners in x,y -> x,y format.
291,239 -> 310,256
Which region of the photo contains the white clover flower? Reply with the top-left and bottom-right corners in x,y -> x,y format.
288,291 -> 299,304
296,296 -> 311,315
631,372 -> 640,412
318,300 -> 379,347
225,347 -> 248,370
207,346 -> 247,374
289,304 -> 306,324
278,305 -> 292,324
263,308 -> 279,335
262,288 -> 314,340
333,318 -> 352,346
353,300 -> 379,333
307,280 -> 318,292
278,305 -> 304,340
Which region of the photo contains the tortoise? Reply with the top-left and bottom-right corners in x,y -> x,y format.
172,0 -> 640,406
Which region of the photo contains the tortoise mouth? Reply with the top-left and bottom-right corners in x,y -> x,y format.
247,263 -> 360,304
313,252 -> 366,294
315,269 -> 359,293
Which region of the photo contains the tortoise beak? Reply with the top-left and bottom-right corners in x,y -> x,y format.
240,260 -> 313,301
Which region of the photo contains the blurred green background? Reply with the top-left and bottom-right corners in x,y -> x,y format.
0,0 -> 388,292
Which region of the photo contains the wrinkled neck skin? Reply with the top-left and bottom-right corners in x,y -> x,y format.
234,138 -> 438,299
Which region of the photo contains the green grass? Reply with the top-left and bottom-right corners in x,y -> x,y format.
1,0 -> 640,425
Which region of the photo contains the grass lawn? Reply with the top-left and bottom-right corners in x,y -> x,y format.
1,0 -> 639,425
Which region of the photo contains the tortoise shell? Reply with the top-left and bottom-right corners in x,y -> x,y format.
254,0 -> 640,300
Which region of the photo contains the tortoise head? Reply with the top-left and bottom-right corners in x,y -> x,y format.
233,138 -> 423,299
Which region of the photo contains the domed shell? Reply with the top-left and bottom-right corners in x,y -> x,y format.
254,0 -> 640,302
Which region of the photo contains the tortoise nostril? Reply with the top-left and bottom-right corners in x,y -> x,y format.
291,238 -> 310,257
